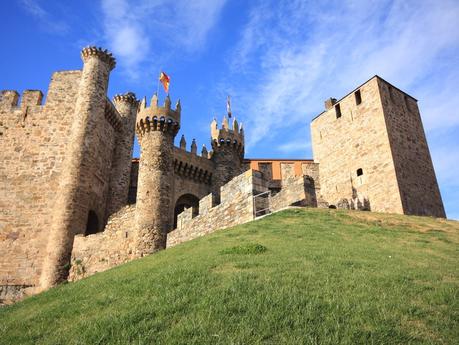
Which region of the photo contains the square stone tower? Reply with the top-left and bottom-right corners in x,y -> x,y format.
311,76 -> 445,218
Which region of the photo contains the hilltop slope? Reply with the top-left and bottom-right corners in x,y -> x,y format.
1,209 -> 458,345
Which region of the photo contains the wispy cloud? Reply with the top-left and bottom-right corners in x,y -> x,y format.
228,0 -> 459,150
277,139 -> 311,155
19,0 -> 69,34
100,0 -> 227,79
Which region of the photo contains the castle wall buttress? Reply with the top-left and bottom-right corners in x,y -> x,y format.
311,77 -> 403,213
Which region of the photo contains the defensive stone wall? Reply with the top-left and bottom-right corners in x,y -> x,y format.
167,170 -> 264,247
0,71 -> 82,290
270,176 -> 323,211
69,205 -> 136,281
0,48 -> 137,296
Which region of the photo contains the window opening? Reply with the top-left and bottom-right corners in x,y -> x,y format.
354,90 -> 362,105
335,104 -> 342,119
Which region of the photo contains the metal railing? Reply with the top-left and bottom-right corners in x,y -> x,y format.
253,190 -> 271,218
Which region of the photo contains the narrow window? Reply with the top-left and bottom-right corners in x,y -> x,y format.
354,90 -> 362,105
335,104 -> 342,119
357,168 -> 363,177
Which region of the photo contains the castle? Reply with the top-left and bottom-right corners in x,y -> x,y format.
0,47 -> 445,304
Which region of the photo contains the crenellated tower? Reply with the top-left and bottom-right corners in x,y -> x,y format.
210,116 -> 245,201
134,93 -> 181,255
106,92 -> 139,217
40,47 -> 116,289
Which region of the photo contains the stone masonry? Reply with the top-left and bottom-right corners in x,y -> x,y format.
310,76 -> 445,217
0,48 -> 445,303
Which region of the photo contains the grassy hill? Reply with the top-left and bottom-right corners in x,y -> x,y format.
1,208 -> 458,345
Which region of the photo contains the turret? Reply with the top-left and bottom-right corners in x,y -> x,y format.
179,134 -> 186,150
134,93 -> 180,255
191,139 -> 197,154
201,144 -> 208,158
106,92 -> 138,217
40,46 -> 116,289
210,116 -> 245,201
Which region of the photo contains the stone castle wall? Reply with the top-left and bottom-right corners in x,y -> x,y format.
167,170 -> 262,247
269,175 -> 322,211
377,81 -> 445,217
0,71 -> 82,288
0,51 -> 135,296
311,77 -> 404,214
69,205 -> 136,281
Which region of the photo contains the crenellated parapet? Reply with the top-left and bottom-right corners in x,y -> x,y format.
210,116 -> 244,156
0,90 -> 44,112
173,146 -> 214,185
81,46 -> 116,71
113,92 -> 138,107
176,134 -> 209,159
136,94 -> 180,138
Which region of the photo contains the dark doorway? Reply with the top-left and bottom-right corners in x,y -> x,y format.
85,210 -> 100,235
174,194 -> 200,230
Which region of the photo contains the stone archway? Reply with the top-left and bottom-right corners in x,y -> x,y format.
173,194 -> 200,230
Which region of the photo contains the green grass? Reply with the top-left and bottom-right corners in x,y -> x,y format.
1,208 -> 458,344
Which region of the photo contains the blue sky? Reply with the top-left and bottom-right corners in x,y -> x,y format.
1,0 -> 458,219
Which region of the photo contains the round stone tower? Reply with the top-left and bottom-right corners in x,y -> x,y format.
106,92 -> 138,217
40,47 -> 116,289
210,116 -> 245,200
134,94 -> 180,255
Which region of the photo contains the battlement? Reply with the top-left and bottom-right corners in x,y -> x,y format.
81,46 -> 116,71
178,134 -> 210,158
113,92 -> 138,107
210,116 -> 244,153
0,90 -> 44,112
173,146 -> 214,185
136,94 -> 180,137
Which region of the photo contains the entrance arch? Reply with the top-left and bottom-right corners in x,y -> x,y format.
174,194 -> 200,230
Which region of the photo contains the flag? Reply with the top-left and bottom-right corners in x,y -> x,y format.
159,71 -> 170,93
227,95 -> 232,118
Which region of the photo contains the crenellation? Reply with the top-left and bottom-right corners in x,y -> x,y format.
191,138 -> 197,154
0,90 -> 19,111
179,134 -> 186,149
201,144 -> 208,157
20,90 -> 43,108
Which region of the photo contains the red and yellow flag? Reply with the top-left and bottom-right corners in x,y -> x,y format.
159,71 -> 170,93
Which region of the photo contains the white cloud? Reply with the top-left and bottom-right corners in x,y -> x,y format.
229,0 -> 459,149
19,0 -> 69,34
100,0 -> 226,79
277,139 -> 311,154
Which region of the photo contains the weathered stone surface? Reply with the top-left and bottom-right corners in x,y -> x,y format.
69,205 -> 136,281
310,76 -> 445,217
167,170 -> 259,247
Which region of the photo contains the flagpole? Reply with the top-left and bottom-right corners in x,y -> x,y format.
156,69 -> 161,98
